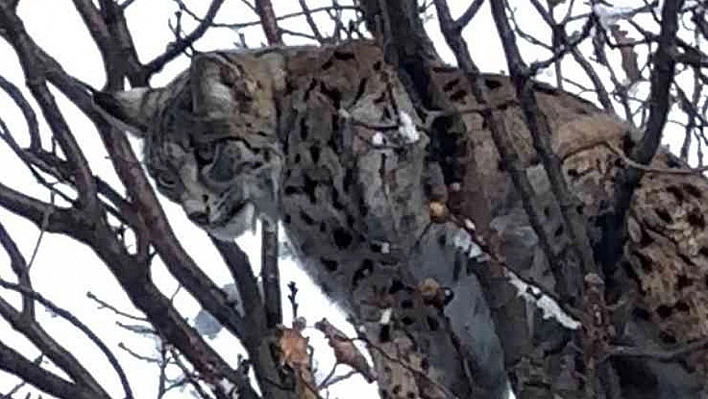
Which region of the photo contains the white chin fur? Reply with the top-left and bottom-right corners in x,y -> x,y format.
207,202 -> 257,241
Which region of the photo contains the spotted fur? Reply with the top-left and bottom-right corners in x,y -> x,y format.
97,40 -> 708,398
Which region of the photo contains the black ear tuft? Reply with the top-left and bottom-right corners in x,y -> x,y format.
94,91 -> 127,121
91,88 -> 157,136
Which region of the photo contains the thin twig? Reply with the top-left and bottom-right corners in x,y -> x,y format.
87,291 -> 147,321
602,336 -> 708,363
563,139 -> 708,175
0,279 -> 134,399
144,0 -> 226,77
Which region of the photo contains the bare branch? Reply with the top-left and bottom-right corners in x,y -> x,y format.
457,0 -> 485,28
71,0 -> 123,88
433,0 -> 561,295
177,4 -> 360,30
144,0 -> 226,79
0,3 -> 99,214
298,0 -> 325,43
0,341 -> 97,399
261,221 -> 281,328
0,278 -> 134,399
0,74 -> 40,150
0,295 -> 110,398
489,0 -> 597,278
527,17 -> 595,75
0,221 -> 34,317
255,0 -> 282,44
87,291 -> 146,322
210,238 -> 294,399
608,0 -> 684,266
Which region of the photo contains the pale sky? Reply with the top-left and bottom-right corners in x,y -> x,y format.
0,1 -> 695,398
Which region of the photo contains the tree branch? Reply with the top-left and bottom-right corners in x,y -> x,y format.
143,0 -> 226,79
211,238 -> 295,399
607,0 -> 684,268
71,0 -> 123,88
0,3 -> 99,215
255,0 -> 282,44
0,74 -> 40,150
433,0 -> 563,295
0,340 -> 97,399
0,278 -> 133,399
0,221 -> 34,317
489,0 -> 597,278
456,0 -> 485,29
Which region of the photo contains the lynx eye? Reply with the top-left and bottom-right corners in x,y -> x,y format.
195,141 -> 218,164
156,171 -> 178,190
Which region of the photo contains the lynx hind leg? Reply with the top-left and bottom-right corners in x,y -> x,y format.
411,222 -> 508,395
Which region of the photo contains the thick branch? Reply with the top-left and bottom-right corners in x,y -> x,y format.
433,0 -> 564,295
489,0 -> 597,277
0,3 -> 99,215
607,0 -> 683,267
0,279 -> 131,399
143,0 -> 226,80
0,74 -> 40,150
0,222 -> 34,316
212,238 -> 294,399
96,0 -> 145,87
256,0 -> 282,45
0,341 -> 96,399
0,182 -> 81,235
71,0 -> 122,88
457,0 -> 485,28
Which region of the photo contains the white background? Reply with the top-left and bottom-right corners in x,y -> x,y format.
0,1 -> 693,398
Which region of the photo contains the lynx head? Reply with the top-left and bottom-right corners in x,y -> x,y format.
96,52 -> 286,240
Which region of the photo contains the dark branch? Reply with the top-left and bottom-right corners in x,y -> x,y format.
0,3 -> 99,215
0,341 -> 97,399
608,0 -> 684,267
143,0 -> 226,79
261,221 -> 281,328
433,0 -> 562,295
211,238 -> 294,399
255,0 -> 282,44
0,74 -> 40,150
297,0 -> 325,43
0,279 -> 134,399
71,0 -> 123,88
456,0 -> 485,28
0,221 -> 34,317
489,0 -> 597,278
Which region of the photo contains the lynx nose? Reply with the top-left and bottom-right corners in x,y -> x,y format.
187,211 -> 210,225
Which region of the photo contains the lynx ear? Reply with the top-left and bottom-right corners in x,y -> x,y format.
190,54 -> 236,117
189,52 -> 283,142
93,88 -> 165,137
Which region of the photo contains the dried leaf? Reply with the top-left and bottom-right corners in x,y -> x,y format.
429,201 -> 448,223
610,27 -> 641,84
276,325 -> 310,369
418,278 -> 452,309
315,318 -> 376,383
276,323 -> 319,399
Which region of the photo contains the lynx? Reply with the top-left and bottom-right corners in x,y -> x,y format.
97,41 -> 708,398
